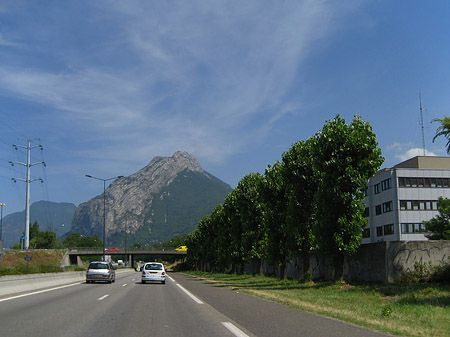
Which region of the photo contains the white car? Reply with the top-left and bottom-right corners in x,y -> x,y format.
141,262 -> 166,284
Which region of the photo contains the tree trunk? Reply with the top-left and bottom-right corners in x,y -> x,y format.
280,259 -> 287,280
301,253 -> 311,281
334,253 -> 345,281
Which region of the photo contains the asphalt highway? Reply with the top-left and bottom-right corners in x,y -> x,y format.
0,270 -> 391,337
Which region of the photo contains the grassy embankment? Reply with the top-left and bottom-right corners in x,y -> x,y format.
184,271 -> 450,337
0,250 -> 85,276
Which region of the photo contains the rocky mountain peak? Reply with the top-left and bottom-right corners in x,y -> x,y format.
70,151 -> 229,243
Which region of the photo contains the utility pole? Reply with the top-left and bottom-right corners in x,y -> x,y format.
10,139 -> 45,249
0,203 -> 5,241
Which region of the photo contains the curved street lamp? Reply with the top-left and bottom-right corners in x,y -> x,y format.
85,175 -> 124,262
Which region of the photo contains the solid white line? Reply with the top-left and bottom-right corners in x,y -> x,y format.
122,283 -> 127,287
222,322 -> 249,337
167,275 -> 176,283
97,294 -> 109,301
175,284 -> 204,304
0,282 -> 83,303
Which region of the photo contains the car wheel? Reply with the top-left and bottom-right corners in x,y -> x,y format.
162,280 -> 165,284
86,280 -> 90,284
142,280 -> 146,284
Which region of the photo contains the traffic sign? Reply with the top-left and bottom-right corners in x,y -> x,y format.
24,257 -> 32,261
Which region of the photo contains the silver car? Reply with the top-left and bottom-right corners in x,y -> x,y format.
86,261 -> 116,283
141,262 -> 166,284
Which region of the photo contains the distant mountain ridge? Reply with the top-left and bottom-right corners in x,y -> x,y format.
1,201 -> 76,248
71,151 -> 232,246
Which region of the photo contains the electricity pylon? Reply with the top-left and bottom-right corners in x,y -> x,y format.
10,139 -> 45,249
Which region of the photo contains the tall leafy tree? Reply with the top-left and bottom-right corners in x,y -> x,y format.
30,221 -> 40,241
235,173 -> 266,274
223,190 -> 248,274
33,231 -> 59,249
261,161 -> 291,280
311,115 -> 383,280
282,139 -> 316,278
424,197 -> 450,240
432,116 -> 450,154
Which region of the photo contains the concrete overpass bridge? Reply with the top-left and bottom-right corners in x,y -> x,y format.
66,249 -> 186,267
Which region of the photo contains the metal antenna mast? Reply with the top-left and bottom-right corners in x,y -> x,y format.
419,93 -> 426,156
9,139 -> 45,249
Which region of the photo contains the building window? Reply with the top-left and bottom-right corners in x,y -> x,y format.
362,228 -> 370,238
374,183 -> 381,194
384,224 -> 394,235
398,177 -> 450,188
382,201 -> 393,213
363,207 -> 369,217
401,223 -> 428,233
381,178 -> 391,191
376,226 -> 383,237
375,205 -> 382,215
399,200 -> 439,210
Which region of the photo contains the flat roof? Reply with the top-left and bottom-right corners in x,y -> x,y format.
394,156 -> 450,170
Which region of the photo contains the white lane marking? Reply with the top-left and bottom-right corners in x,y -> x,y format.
132,279 -> 136,281
97,294 -> 109,301
175,284 -> 204,304
0,282 -> 83,303
222,322 -> 249,337
167,275 -> 176,283
122,283 -> 127,287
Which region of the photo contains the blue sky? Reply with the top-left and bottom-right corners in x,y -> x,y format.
1,1 -> 450,216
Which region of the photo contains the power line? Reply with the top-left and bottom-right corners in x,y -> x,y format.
0,117 -> 31,140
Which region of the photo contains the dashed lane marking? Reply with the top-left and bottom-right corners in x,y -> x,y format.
97,294 -> 109,301
222,322 -> 250,337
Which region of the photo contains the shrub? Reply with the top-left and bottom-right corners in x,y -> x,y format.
398,258 -> 450,283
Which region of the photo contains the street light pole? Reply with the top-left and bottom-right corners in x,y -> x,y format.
0,203 -> 5,241
85,175 -> 123,262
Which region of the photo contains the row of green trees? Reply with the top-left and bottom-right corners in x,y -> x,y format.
11,222 -> 103,250
185,115 -> 384,280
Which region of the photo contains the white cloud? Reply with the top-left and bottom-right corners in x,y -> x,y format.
0,1 -> 360,166
396,148 -> 437,162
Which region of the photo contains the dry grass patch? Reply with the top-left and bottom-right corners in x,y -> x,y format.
2,250 -> 65,268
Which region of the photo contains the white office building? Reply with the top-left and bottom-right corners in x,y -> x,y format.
362,156 -> 450,244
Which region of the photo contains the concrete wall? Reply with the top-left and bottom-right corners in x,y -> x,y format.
249,241 -> 450,283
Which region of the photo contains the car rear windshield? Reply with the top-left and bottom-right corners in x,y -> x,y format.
89,263 -> 109,269
145,264 -> 162,270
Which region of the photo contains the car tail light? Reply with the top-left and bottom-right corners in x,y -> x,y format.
162,271 -> 165,275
